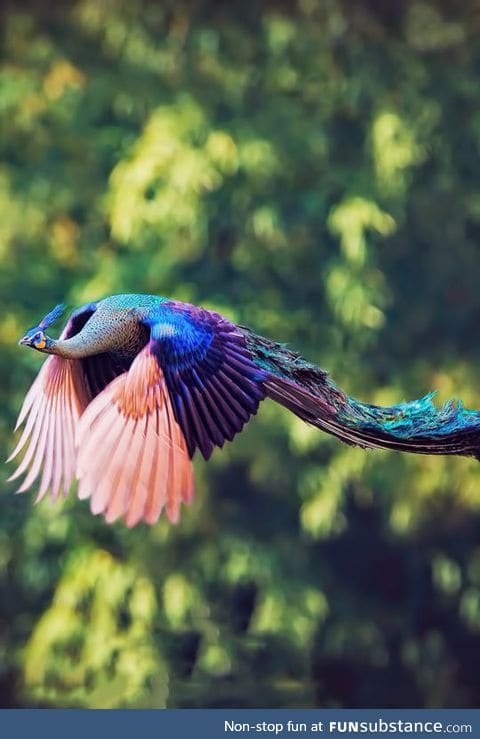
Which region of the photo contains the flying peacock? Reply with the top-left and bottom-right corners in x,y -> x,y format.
8,294 -> 480,527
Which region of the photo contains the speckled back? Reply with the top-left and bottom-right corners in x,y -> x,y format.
77,293 -> 168,357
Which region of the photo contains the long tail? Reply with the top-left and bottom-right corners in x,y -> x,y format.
242,328 -> 480,460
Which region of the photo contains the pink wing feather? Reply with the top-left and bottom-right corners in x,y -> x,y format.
7,355 -> 91,501
76,345 -> 195,527
9,341 -> 194,526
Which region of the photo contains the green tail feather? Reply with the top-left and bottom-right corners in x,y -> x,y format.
242,328 -> 480,459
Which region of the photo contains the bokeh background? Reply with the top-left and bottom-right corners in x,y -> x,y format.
2,0 -> 480,709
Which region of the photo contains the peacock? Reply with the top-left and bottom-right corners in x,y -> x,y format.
8,294 -> 480,527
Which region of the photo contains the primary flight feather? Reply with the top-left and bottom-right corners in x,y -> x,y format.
8,293 -> 480,527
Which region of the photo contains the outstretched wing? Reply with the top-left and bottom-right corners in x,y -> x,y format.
76,344 -> 194,527
75,301 -> 267,526
141,301 -> 268,459
7,303 -> 97,500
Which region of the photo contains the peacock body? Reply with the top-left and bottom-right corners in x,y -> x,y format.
8,294 -> 480,527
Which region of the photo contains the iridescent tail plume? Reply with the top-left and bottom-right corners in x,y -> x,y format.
243,329 -> 480,460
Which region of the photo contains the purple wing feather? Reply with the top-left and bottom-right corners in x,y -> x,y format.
143,302 -> 268,459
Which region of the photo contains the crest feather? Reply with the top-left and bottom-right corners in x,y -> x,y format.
38,304 -> 66,330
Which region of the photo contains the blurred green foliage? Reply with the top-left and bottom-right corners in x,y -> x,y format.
24,549 -> 165,707
2,0 -> 480,708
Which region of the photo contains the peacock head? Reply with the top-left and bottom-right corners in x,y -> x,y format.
18,327 -> 52,352
18,303 -> 65,353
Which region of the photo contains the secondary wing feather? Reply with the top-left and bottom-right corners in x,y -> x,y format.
76,344 -> 194,526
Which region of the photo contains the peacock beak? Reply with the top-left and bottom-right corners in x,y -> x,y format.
18,336 -> 31,346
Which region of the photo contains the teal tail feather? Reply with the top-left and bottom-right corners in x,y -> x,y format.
338,392 -> 480,457
243,328 -> 480,459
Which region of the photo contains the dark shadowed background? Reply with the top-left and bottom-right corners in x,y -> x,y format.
1,0 -> 480,708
